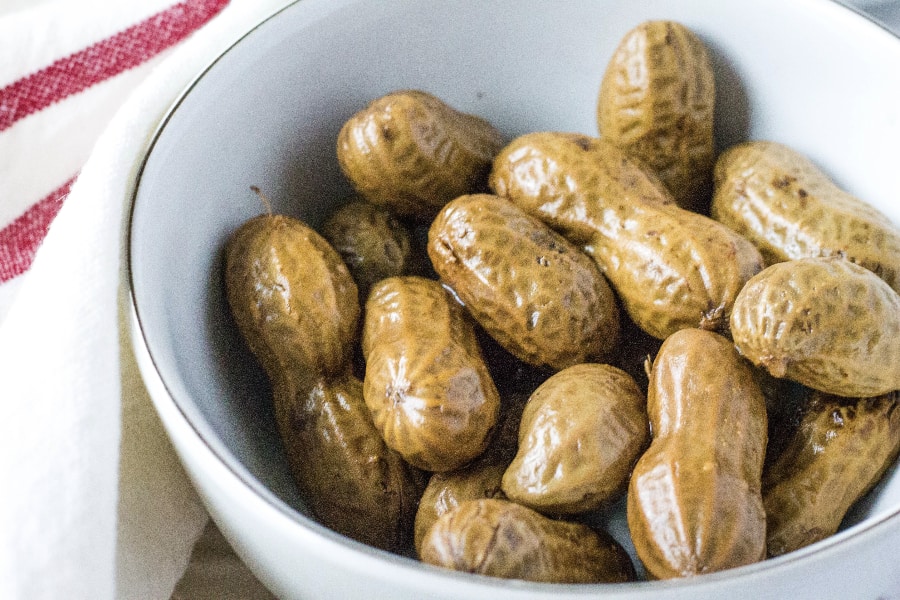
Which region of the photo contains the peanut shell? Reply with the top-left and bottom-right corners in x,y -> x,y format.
225,214 -> 421,551
712,140 -> 900,294
363,276 -> 500,472
420,498 -> 635,583
321,199 -> 416,300
428,193 -> 620,369
337,90 -> 504,218
598,20 -> 715,212
730,257 -> 900,397
502,364 -> 649,515
490,132 -> 763,339
764,391 -> 900,557
628,328 -> 767,579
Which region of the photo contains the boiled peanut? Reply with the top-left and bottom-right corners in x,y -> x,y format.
337,90 -> 504,218
428,193 -> 620,370
730,257 -> 900,397
321,199 -> 417,300
763,391 -> 900,557
225,212 -> 359,383
490,132 -> 763,339
277,374 -> 424,552
628,328 -> 767,579
502,364 -> 648,515
362,276 -> 500,472
225,213 -> 421,551
598,20 -> 715,212
420,498 -> 635,583
712,140 -> 900,293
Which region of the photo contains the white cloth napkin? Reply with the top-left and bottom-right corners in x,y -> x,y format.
0,1 -> 288,598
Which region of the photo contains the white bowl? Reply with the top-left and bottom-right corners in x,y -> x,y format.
127,1 -> 900,598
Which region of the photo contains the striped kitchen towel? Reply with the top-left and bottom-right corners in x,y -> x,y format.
0,1 -> 287,598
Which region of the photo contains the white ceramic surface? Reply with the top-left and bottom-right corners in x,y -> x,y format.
128,1 -> 900,598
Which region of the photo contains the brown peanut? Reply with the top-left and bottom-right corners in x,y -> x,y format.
321,199 -> 417,300
337,90 -> 504,218
490,132 -> 763,339
428,193 -> 620,369
598,20 -> 715,212
712,140 -> 900,293
730,256 -> 900,397
225,213 -> 421,551
420,498 -> 635,583
502,364 -> 648,515
764,391 -> 900,557
362,276 -> 500,472
628,328 -> 767,579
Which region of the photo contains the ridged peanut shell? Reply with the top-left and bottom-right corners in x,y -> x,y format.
420,498 -> 635,583
628,328 -> 767,579
276,374 -> 423,552
712,140 -> 900,293
337,90 -> 504,218
730,257 -> 900,397
490,132 -> 763,339
321,199 -> 416,300
224,213 -> 359,385
363,276 -> 500,472
764,391 -> 900,557
598,20 -> 715,212
502,364 -> 648,515
428,194 -> 620,369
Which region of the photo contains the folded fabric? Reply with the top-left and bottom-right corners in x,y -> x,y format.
0,1 -> 289,598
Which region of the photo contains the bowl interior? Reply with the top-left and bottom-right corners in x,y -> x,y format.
129,0 -> 900,583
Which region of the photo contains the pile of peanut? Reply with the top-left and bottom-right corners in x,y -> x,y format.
224,20 -> 900,582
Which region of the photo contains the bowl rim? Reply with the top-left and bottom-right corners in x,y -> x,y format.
126,0 -> 900,593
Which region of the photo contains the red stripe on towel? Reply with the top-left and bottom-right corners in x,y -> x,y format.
0,0 -> 229,132
0,177 -> 76,283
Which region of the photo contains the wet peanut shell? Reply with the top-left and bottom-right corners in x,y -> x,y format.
420,498 -> 635,583
363,276 -> 500,472
598,20 -> 715,212
490,132 -> 763,339
413,392 -> 528,553
224,213 -> 359,386
276,374 -> 424,552
730,257 -> 900,397
502,364 -> 649,515
428,193 -> 620,370
321,199 -> 416,301
628,328 -> 767,579
763,391 -> 900,557
712,140 -> 900,294
337,90 -> 504,218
